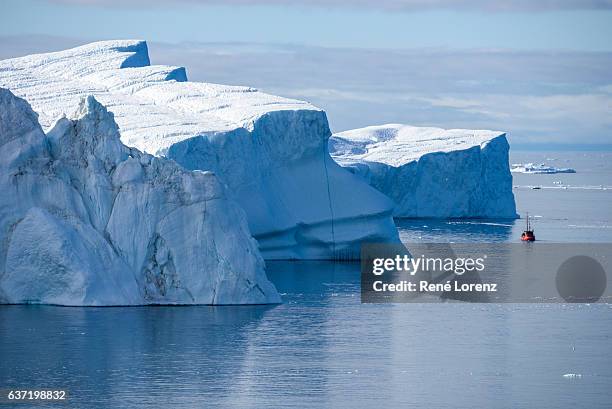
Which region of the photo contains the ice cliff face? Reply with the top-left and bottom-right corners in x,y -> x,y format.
330,124 -> 517,218
0,88 -> 280,305
0,40 -> 399,259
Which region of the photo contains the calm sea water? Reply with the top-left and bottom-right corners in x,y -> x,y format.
1,151 -> 611,408
399,151 -> 612,243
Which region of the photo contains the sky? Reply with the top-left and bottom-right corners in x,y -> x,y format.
1,0 -> 611,147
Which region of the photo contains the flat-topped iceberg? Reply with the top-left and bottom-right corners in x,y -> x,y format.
0,40 -> 399,260
0,88 -> 280,306
330,124 -> 517,218
511,163 -> 576,174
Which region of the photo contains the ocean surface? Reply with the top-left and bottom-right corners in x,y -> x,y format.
399,151 -> 612,244
1,151 -> 611,408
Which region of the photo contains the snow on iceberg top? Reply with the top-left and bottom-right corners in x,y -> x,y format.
0,40 -> 320,155
330,123 -> 506,167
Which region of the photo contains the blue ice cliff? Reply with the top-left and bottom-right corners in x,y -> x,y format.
330,124 -> 517,218
0,40 -> 399,260
0,89 -> 280,305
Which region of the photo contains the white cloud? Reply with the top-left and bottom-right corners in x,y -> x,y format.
1,35 -> 611,145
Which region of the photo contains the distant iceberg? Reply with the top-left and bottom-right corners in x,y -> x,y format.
330,124 -> 517,218
511,163 -> 576,174
0,89 -> 280,306
0,40 -> 399,260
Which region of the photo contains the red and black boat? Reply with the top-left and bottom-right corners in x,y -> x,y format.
521,212 -> 535,241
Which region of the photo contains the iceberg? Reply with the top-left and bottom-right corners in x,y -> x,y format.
330,124 -> 517,218
511,163 -> 576,174
0,40 -> 399,260
0,88 -> 280,306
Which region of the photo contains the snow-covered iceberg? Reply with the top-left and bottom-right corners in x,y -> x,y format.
0,88 -> 280,306
0,40 -> 399,260
511,163 -> 576,174
330,124 -> 517,218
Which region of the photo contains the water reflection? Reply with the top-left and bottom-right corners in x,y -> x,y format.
258,261 -> 395,408
0,305 -> 273,408
1,260 -> 612,408
266,260 -> 362,297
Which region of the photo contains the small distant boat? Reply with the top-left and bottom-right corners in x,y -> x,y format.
531,186 -> 542,190
521,212 -> 535,241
